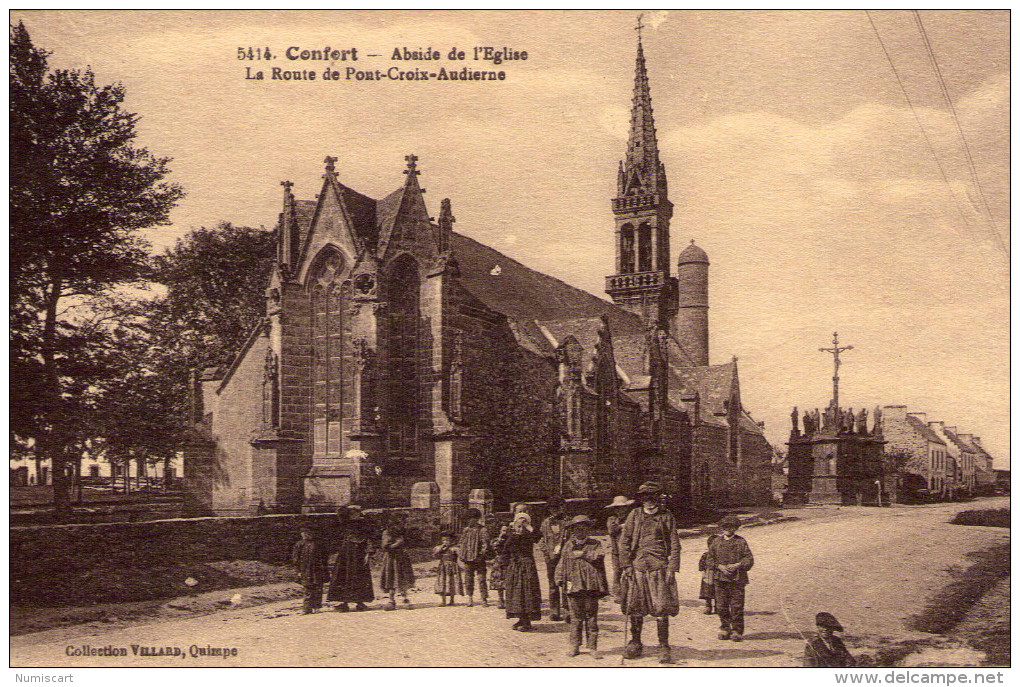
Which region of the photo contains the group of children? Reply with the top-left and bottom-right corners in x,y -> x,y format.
290,505 -> 419,614
432,508 -> 506,608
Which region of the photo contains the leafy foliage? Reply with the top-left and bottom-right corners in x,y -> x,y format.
10,22 -> 184,509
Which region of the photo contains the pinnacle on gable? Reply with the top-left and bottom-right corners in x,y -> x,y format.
323,156 -> 338,179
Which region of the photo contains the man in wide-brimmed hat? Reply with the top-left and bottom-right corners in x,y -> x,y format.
804,612 -> 856,667
555,514 -> 609,659
618,481 -> 681,663
604,495 -> 635,601
540,495 -> 570,621
706,515 -> 754,641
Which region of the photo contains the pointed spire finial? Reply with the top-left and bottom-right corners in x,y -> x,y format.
281,180 -> 293,196
635,13 -> 645,42
404,153 -> 420,176
323,156 -> 337,178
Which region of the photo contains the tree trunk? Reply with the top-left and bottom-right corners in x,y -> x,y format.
41,275 -> 71,516
163,454 -> 171,493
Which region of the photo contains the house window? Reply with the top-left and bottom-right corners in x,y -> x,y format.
89,465 -> 100,478
310,251 -> 346,458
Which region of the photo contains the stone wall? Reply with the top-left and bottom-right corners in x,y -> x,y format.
11,508 -> 439,604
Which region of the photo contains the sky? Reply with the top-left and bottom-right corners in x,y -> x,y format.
12,10 -> 1010,467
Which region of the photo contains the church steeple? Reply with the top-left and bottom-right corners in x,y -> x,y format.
606,24 -> 676,328
620,36 -> 667,199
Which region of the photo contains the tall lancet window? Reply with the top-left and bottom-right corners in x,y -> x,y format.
620,224 -> 635,274
386,256 -> 423,456
310,251 -> 345,458
637,223 -> 652,272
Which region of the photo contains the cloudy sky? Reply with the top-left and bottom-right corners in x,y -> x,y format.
14,10 -> 1009,466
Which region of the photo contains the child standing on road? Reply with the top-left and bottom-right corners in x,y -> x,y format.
487,514 -> 507,609
291,528 -> 328,615
707,516 -> 754,642
457,508 -> 491,607
554,515 -> 609,659
433,532 -> 463,606
698,533 -> 719,614
380,515 -> 416,610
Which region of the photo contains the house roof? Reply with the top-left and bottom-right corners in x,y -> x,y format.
907,415 -> 946,445
942,427 -> 976,454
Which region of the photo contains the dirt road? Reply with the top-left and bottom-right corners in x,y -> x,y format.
11,498 -> 1008,667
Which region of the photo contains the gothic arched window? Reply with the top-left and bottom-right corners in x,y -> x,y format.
309,251 -> 346,458
620,224 -> 635,274
637,223 -> 652,272
386,256 -> 423,456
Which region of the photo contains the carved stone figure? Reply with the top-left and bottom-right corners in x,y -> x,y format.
802,409 -> 815,435
843,408 -> 855,433
855,408 -> 868,435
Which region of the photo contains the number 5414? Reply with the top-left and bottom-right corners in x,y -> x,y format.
238,47 -> 273,60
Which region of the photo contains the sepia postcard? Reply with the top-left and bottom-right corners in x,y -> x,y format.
8,9 -> 1010,676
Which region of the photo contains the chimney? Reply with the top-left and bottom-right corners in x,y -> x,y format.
883,405 -> 907,421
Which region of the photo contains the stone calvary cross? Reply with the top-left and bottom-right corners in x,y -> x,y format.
819,331 -> 853,409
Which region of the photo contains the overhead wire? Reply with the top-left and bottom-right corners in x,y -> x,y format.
863,11 -> 978,240
911,10 -> 1008,257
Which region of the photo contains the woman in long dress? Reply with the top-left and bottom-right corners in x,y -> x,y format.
326,506 -> 375,611
501,508 -> 543,631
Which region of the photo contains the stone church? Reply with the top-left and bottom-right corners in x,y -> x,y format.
184,37 -> 773,519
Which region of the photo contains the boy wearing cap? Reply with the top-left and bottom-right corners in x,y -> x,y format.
291,528 -> 328,614
555,515 -> 609,658
804,612 -> 856,667
540,495 -> 570,621
618,481 -> 681,663
706,515 -> 754,641
457,508 -> 491,607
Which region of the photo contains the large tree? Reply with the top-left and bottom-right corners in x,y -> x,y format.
89,223 -> 276,479
10,22 -> 184,512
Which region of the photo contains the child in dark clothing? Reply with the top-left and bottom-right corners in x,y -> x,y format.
433,532 -> 463,606
554,515 -> 609,659
291,528 -> 328,614
706,516 -> 754,641
698,533 -> 719,614
380,516 -> 416,610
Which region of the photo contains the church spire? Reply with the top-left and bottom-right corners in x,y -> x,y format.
620,30 -> 665,198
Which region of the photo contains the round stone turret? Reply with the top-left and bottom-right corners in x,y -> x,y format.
673,240 -> 709,366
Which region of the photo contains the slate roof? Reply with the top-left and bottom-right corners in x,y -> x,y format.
906,415 -> 946,445
337,184 -> 379,248
942,427 -> 976,453
293,200 -> 317,246
449,231 -> 644,334
291,183 -> 764,439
